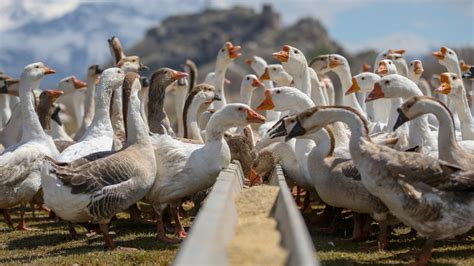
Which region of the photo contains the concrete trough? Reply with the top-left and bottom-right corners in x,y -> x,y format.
174,162 -> 319,266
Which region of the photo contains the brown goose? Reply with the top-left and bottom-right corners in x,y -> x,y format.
41,72 -> 157,249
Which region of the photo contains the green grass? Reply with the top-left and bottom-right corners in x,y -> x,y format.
0,206 -> 192,265
303,206 -> 474,265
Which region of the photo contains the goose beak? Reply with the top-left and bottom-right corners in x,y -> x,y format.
432,47 -> 447,60
260,68 -> 270,80
226,42 -> 241,59
393,108 -> 409,131
390,49 -> 406,55
246,108 -> 266,123
268,120 -> 287,138
171,70 -> 188,81
224,78 -> 231,85
345,78 -> 361,95
213,94 -> 222,101
377,62 -> 388,75
46,90 -> 64,100
252,78 -> 264,88
285,120 -> 306,141
248,169 -> 263,186
413,61 -> 424,75
365,82 -> 384,102
43,66 -> 56,75
139,63 -> 149,71
434,74 -> 452,94
460,61 -> 471,73
72,76 -> 87,89
329,58 -> 343,68
257,90 -> 275,110
273,45 -> 290,62
362,63 -> 371,72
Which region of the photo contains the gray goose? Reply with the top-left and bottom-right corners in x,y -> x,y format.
41,72 -> 157,249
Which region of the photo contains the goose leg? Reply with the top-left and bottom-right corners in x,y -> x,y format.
377,220 -> 389,251
128,203 -> 142,222
99,223 -> 117,250
68,222 -> 81,240
1,209 -> 14,228
16,204 -> 30,230
155,205 -> 181,244
170,205 -> 187,238
29,202 -> 37,221
414,238 -> 434,266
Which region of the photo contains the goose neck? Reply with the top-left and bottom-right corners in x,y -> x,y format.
291,68 -> 311,96
213,64 -> 230,107
335,67 -> 364,113
83,76 -> 97,124
126,90 -> 150,146
147,81 -> 168,134
19,79 -> 46,141
425,102 -> 459,154
185,99 -> 205,142
82,85 -> 113,140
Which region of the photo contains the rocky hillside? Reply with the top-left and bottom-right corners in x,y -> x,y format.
129,5 -> 370,97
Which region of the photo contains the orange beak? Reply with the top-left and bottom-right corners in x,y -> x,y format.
377,62 -> 388,75
389,49 -> 406,55
72,76 -> 87,89
362,63 -> 371,72
432,47 -> 447,60
260,68 -> 271,80
252,78 -> 264,88
365,82 -> 385,102
245,58 -> 253,65
226,42 -> 241,59
224,78 -> 231,85
434,74 -> 452,95
46,89 -> 64,100
272,45 -> 290,62
246,108 -> 266,123
329,58 -> 343,68
248,169 -> 263,186
460,60 -> 471,73
43,66 -> 56,75
257,90 -> 275,110
345,78 -> 361,95
413,61 -> 424,75
171,70 -> 188,81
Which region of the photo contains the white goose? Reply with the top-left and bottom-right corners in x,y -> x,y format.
394,96 -> 474,168
56,75 -> 88,130
41,72 -> 156,249
0,62 -> 58,230
260,64 -> 293,87
434,72 -> 474,140
147,103 -> 265,243
366,74 -> 437,152
56,68 -> 125,163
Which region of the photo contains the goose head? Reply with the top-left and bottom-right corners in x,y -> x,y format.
108,36 -> 126,65
463,66 -> 474,80
393,96 -> 449,131
385,53 -> 407,74
310,54 -> 349,75
260,64 -> 293,86
408,60 -> 424,77
0,77 -> 20,96
256,87 -> 310,112
433,72 -> 464,98
38,89 -> 64,130
216,42 -> 241,66
117,56 -> 149,73
376,59 -> 397,76
246,55 -> 267,75
252,149 -> 276,179
150,67 -> 188,91
87,64 -> 103,81
273,45 -> 307,75
375,48 -> 405,65
192,84 -> 221,106
366,74 -> 421,102
98,67 -> 126,96
22,62 -> 56,81
209,103 -> 265,130
240,74 -> 263,95
459,60 -> 471,74
58,76 -> 87,94
432,46 -> 459,70
345,72 -> 380,95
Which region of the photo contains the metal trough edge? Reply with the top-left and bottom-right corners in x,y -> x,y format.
269,164 -> 320,266
174,161 -> 244,265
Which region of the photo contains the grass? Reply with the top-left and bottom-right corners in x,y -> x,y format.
303,206 -> 474,265
0,205 -> 193,265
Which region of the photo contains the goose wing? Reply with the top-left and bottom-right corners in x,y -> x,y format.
0,144 -> 44,186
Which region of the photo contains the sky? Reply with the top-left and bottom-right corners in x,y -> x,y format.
0,0 -> 472,54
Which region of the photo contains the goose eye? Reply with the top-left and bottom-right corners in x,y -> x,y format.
246,77 -> 250,80
294,50 -> 299,54
453,76 -> 457,80
388,62 -> 392,64
273,67 -> 276,71
383,54 -> 387,57
361,77 -> 365,80
410,63 -> 413,66
117,70 -> 121,74
448,51 -> 453,55
385,80 -> 390,84
276,90 -> 281,94
35,65 -> 40,68
221,48 -> 225,52
66,80 -> 70,82
238,107 -> 244,111
306,114 -> 311,118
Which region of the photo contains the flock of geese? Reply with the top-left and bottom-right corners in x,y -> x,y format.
0,35 -> 473,265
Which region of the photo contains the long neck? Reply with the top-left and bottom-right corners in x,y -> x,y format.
336,67 -> 364,113
126,90 -> 150,146
110,87 -> 125,134
82,75 -> 96,126
205,113 -> 233,141
328,109 -> 370,150
147,81 -> 168,134
446,61 -> 462,77
38,102 -> 52,132
309,68 -> 327,106
409,115 -> 435,150
20,79 -> 46,141
407,72 -> 420,85
138,86 -> 149,131
240,88 -> 253,106
82,84 -> 113,140
308,128 -> 333,160
424,102 -> 460,154
175,89 -> 187,138
292,68 -> 311,96
213,61 -> 230,108
185,99 -> 204,142
452,86 -> 473,123
396,62 -> 408,77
